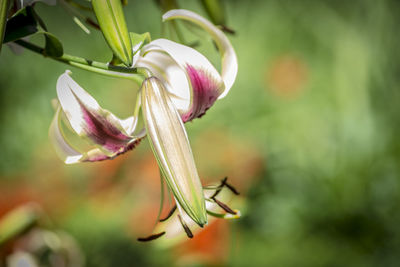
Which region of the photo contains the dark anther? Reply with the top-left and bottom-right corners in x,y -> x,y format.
159,205 -> 177,222
220,24 -> 236,35
137,231 -> 166,242
224,180 -> 240,195
212,197 -> 237,215
178,215 -> 194,238
85,18 -> 101,30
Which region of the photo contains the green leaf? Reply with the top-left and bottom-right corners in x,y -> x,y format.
3,6 -> 63,57
129,32 -> 151,55
42,31 -> 63,57
0,0 -> 10,54
0,204 -> 39,246
92,0 -> 133,66
3,6 -> 38,43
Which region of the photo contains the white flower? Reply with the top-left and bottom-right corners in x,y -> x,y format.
49,9 -> 239,237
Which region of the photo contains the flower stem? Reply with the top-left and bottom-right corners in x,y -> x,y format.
14,39 -> 145,85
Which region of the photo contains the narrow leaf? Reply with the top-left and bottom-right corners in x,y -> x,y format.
129,32 -> 150,55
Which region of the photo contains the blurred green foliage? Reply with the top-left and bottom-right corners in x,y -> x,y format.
1,0 -> 400,266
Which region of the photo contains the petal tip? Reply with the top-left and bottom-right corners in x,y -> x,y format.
65,155 -> 83,164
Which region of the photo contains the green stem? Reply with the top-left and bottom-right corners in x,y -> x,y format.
0,0 -> 10,54
14,39 -> 145,85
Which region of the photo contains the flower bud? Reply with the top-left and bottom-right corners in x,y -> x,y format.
92,0 -> 133,66
141,77 -> 208,227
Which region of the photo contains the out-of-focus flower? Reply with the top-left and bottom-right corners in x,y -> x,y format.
7,229 -> 85,267
0,204 -> 84,267
49,9 -> 238,238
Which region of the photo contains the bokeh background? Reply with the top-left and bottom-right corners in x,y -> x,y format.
1,0 -> 400,266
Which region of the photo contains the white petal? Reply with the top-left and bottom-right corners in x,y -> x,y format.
49,108 -> 83,164
136,51 -> 191,113
140,40 -> 224,121
49,108 -> 143,163
144,38 -> 223,96
56,71 -> 137,155
163,9 -> 238,98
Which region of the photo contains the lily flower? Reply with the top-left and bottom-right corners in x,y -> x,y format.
49,9 -> 238,238
136,9 -> 237,122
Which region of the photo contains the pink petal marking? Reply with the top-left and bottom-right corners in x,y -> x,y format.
82,138 -> 143,162
77,99 -> 132,153
83,154 -> 110,162
182,65 -> 221,122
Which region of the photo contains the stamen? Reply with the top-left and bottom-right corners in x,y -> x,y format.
203,185 -> 221,190
159,205 -> 177,222
178,215 -> 194,238
212,197 -> 237,215
219,25 -> 236,35
210,177 -> 227,199
85,18 -> 101,30
137,231 -> 166,242
224,180 -> 240,195
207,209 -> 241,219
211,177 -> 240,198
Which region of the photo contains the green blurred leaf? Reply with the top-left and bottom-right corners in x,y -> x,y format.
200,0 -> 226,26
0,0 -> 10,53
92,0 -> 133,66
156,0 -> 178,13
129,32 -> 151,55
0,204 -> 39,246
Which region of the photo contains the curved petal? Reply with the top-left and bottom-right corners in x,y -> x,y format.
56,70 -> 138,155
141,77 -> 207,227
141,39 -> 223,122
49,108 -> 83,164
163,9 -> 238,99
136,51 -> 191,113
49,107 -> 143,164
